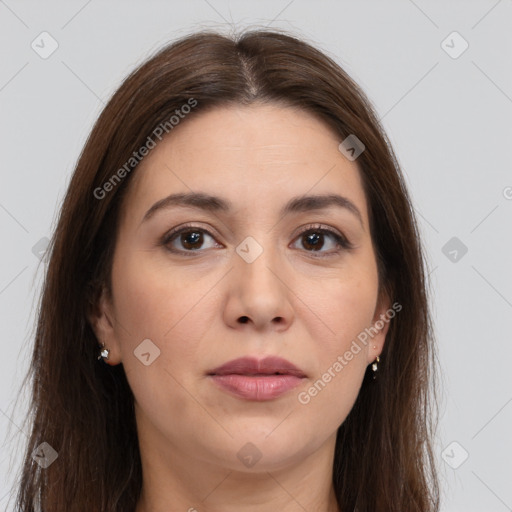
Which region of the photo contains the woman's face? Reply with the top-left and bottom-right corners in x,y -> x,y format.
91,103 -> 390,472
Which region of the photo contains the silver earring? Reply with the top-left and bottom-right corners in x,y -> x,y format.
371,356 -> 380,379
97,343 -> 110,361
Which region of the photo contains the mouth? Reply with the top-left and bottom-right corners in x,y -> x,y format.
207,356 -> 307,401
207,355 -> 307,377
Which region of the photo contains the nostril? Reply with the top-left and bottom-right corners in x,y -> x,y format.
239,316 -> 249,323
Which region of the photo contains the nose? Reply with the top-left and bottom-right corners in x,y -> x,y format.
222,239 -> 294,333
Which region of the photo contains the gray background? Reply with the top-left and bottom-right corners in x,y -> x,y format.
1,1 -> 511,510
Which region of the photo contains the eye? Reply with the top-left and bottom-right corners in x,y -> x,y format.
161,224 -> 222,255
290,224 -> 353,257
160,223 -> 353,257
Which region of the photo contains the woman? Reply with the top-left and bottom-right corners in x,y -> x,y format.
12,28 -> 440,511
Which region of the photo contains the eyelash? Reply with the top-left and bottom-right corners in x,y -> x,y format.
160,223 -> 354,258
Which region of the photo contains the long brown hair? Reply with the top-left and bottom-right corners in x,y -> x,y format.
10,28 -> 440,511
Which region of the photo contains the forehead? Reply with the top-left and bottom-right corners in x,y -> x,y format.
122,103 -> 368,224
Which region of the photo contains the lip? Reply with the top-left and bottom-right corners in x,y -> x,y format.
207,356 -> 307,401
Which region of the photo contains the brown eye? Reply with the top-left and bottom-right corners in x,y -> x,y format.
291,225 -> 352,257
179,230 -> 204,250
162,226 -> 221,254
301,231 -> 325,251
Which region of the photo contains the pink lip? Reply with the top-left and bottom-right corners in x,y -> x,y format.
207,356 -> 307,401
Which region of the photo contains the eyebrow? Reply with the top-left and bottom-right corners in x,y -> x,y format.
141,192 -> 363,227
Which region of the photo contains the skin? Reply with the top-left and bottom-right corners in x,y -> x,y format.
89,103 -> 390,512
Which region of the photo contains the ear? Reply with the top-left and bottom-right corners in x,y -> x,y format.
367,288 -> 393,364
87,284 -> 122,365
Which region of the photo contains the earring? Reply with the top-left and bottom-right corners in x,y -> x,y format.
371,356 -> 380,379
97,343 -> 110,361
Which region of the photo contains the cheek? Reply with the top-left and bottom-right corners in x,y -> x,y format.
110,249 -> 226,383
296,356 -> 366,440
112,248 -> 214,336
294,275 -> 376,426
333,283 -> 377,342
110,252 -> 221,423
297,260 -> 379,352
292,258 -> 378,414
